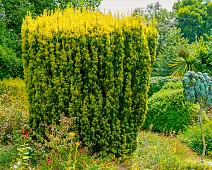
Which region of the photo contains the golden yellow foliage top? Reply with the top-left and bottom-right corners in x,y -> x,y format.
22,7 -> 150,39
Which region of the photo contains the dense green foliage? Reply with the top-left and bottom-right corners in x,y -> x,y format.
169,38 -> 212,76
0,46 -> 23,79
173,0 -> 212,42
0,146 -> 17,169
143,82 -> 199,133
179,121 -> 212,158
22,8 -> 158,154
195,37 -> 212,75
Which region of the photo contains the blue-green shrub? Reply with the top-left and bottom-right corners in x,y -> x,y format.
182,71 -> 212,107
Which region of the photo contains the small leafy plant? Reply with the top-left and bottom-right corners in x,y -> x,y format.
182,71 -> 212,163
12,132 -> 31,170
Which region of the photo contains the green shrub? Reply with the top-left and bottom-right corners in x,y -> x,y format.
179,120 -> 212,158
149,76 -> 180,97
0,46 -> 23,79
0,145 -> 17,170
22,8 -> 158,154
143,82 -> 199,133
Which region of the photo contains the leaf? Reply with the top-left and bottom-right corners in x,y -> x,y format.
22,156 -> 30,159
17,148 -> 24,152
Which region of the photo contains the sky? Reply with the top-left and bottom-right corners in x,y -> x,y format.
99,0 -> 178,15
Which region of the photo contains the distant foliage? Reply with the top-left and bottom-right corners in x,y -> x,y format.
144,82 -> 199,133
0,46 -> 23,79
169,37 -> 212,77
149,76 -> 180,97
173,0 -> 212,42
194,37 -> 212,75
22,8 -> 158,154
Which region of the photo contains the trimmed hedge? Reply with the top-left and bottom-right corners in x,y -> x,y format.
22,8 -> 158,154
0,46 -> 23,79
143,82 -> 199,133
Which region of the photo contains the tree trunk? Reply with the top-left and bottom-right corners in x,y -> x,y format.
199,104 -> 206,163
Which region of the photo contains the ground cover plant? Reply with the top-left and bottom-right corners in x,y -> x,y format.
179,120 -> 212,159
131,131 -> 211,170
0,78 -> 28,145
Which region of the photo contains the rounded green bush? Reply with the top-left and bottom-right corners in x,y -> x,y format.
143,82 -> 199,133
179,120 -> 212,158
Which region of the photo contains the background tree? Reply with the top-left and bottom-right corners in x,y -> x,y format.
173,0 -> 212,42
132,2 -> 187,76
28,0 -> 102,15
194,36 -> 212,75
0,0 -> 32,57
153,27 -> 189,76
169,37 -> 212,76
0,0 -> 102,58
133,1 -> 212,77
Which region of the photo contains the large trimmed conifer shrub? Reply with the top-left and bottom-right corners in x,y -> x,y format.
22,8 -> 158,154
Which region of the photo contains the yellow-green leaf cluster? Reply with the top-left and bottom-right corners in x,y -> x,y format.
22,7 -> 158,155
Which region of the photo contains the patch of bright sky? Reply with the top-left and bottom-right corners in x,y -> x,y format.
99,0 -> 178,15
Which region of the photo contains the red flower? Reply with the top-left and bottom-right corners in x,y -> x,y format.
25,131 -> 29,138
48,158 -> 52,164
22,130 -> 25,135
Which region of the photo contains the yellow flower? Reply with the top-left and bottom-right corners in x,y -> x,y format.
68,132 -> 76,139
75,142 -> 80,147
